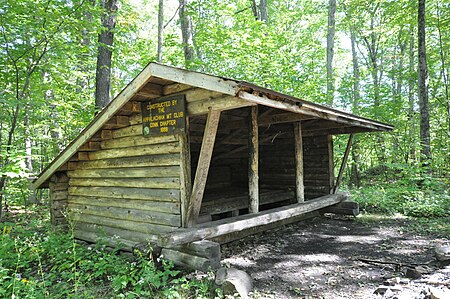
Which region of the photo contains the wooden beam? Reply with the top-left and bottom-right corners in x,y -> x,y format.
333,134 -> 353,194
149,63 -> 239,96
185,109 -> 221,227
238,91 -> 392,132
294,122 -> 304,202
248,106 -> 259,213
180,129 -> 192,228
187,96 -> 251,116
158,193 -> 347,247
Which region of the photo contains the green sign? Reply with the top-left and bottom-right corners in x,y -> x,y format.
142,94 -> 186,137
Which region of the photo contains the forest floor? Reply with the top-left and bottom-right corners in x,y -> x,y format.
220,214 -> 450,299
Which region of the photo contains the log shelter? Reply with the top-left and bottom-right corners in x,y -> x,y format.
32,63 -> 393,270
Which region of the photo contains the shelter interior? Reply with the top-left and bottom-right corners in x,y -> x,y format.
189,107 -> 334,223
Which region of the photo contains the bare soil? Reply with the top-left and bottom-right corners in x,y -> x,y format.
220,215 -> 450,299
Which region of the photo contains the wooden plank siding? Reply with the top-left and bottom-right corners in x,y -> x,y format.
66,112 -> 184,248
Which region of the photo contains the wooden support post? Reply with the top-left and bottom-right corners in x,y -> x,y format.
248,106 -> 259,213
333,134 -> 354,194
180,127 -> 192,227
294,122 -> 304,202
186,109 -> 221,227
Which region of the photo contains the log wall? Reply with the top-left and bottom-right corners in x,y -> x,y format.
48,172 -> 69,226
65,110 -> 183,249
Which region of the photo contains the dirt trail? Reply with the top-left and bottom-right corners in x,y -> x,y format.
221,216 -> 450,299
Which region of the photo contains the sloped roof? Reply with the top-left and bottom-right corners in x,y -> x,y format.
32,62 -> 393,189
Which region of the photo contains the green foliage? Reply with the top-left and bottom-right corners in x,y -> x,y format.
0,211 -> 217,299
351,163 -> 450,218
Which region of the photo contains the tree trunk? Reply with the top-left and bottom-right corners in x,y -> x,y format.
95,0 -> 118,110
436,2 -> 450,135
408,25 -> 416,163
157,0 -> 164,62
178,0 -> 196,68
417,0 -> 432,162
259,0 -> 269,24
326,0 -> 336,106
350,29 -> 361,187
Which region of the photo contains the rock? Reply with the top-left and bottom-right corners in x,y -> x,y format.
435,245 -> 450,265
215,267 -> 253,299
374,285 -> 390,295
406,266 -> 430,279
430,286 -> 450,299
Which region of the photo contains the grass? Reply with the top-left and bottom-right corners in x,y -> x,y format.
0,208 -> 220,299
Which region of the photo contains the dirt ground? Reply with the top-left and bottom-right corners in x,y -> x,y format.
220,215 -> 450,299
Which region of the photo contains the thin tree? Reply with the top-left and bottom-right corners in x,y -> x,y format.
326,0 -> 336,106
95,0 -> 118,110
350,28 -> 361,187
157,0 -> 164,62
178,0 -> 196,68
417,0 -> 431,162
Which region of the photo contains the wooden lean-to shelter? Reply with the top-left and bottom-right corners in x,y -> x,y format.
32,63 -> 393,270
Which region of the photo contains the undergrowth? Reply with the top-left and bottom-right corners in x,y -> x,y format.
0,209 -> 219,299
350,163 -> 450,237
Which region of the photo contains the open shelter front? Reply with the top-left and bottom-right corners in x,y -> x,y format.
32,63 -> 393,270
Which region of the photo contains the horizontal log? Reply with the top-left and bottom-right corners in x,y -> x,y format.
51,182 -> 69,191
68,186 -> 180,202
101,130 -> 113,140
68,203 -> 181,227
79,141 -> 101,151
188,96 -> 251,116
158,193 -> 346,247
102,116 -> 130,129
169,240 -> 221,259
161,248 -> 220,271
70,212 -> 176,234
101,134 -> 179,149
52,200 -> 68,209
68,195 -> 180,214
52,191 -> 68,200
321,200 -> 359,216
200,190 -> 294,215
211,211 -> 319,244
68,166 -> 179,178
77,152 -> 90,161
112,124 -> 143,139
73,229 -> 138,251
74,222 -> 158,244
87,142 -> 180,160
68,154 -> 180,170
69,177 -> 180,189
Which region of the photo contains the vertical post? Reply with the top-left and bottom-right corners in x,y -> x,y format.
294,122 -> 305,202
333,134 -> 354,194
186,109 -> 221,227
248,105 -> 259,213
327,135 -> 335,194
180,122 -> 192,227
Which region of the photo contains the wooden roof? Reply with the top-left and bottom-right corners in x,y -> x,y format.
32,62 -> 393,189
